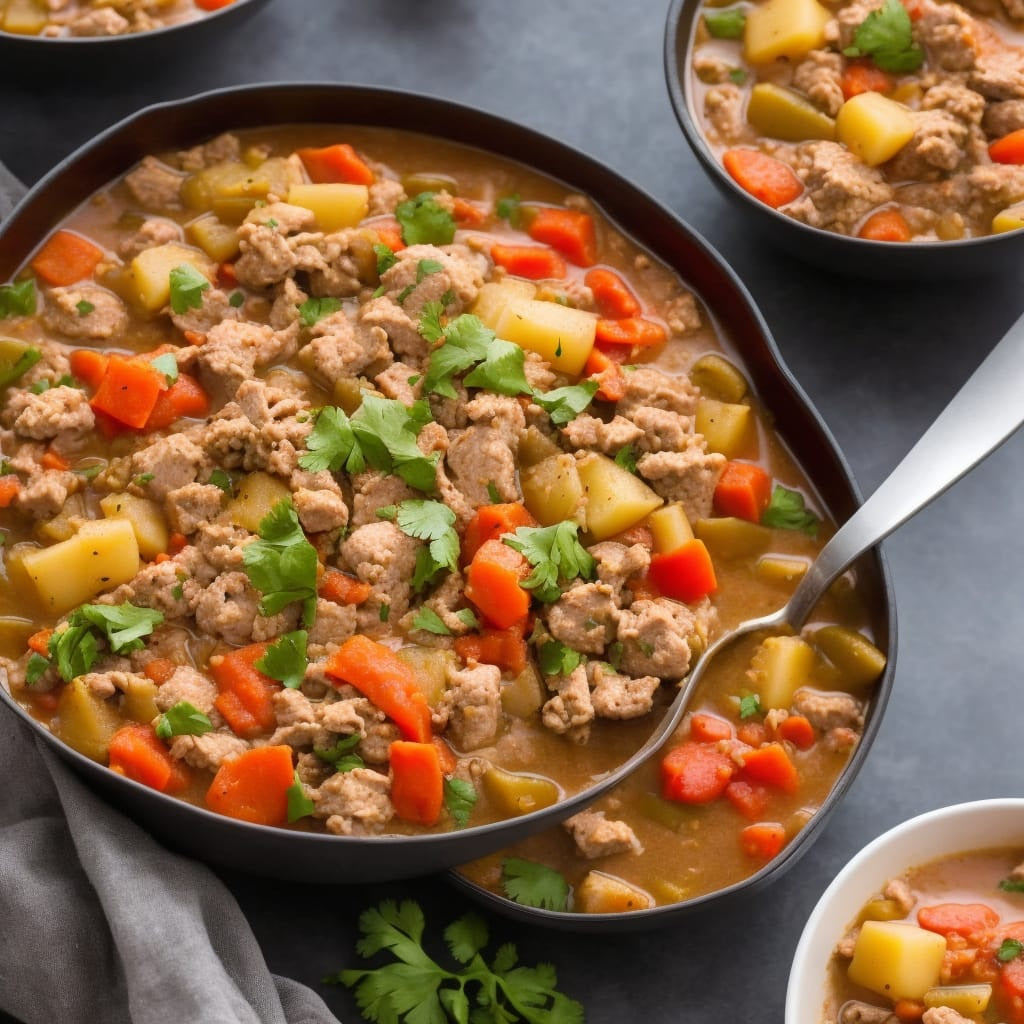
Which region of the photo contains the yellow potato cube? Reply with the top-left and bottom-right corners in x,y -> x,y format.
100,492 -> 170,560
3,0 -> 47,34
649,503 -> 694,553
696,398 -> 755,458
482,767 -> 559,817
471,279 -> 537,330
923,984 -> 992,1015
495,297 -> 597,375
501,665 -> 546,718
577,453 -> 663,541
186,215 -> 241,263
576,872 -> 654,914
56,678 -> 124,763
755,555 -> 809,586
747,635 -> 815,709
747,83 -> 837,142
848,921 -> 947,1002
743,0 -> 830,63
129,242 -> 212,313
837,92 -> 915,167
992,205 -> 1024,233
121,677 -> 160,724
689,353 -> 749,403
521,454 -> 586,526
223,472 -> 291,534
695,516 -> 772,559
286,183 -> 369,231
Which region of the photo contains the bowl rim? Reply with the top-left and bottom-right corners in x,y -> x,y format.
785,797 -> 1024,1023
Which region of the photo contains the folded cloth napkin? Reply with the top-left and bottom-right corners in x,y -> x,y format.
0,162 -> 341,1024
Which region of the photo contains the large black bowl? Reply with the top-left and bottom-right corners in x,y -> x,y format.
0,83 -> 895,914
664,0 -> 1024,279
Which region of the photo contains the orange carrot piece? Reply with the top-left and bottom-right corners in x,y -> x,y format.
182,329 -> 207,347
452,197 -> 488,226
583,346 -> 627,403
648,539 -> 718,604
723,149 -> 803,209
999,957 -> 1024,1024
740,822 -> 786,860
0,476 -> 20,508
724,779 -> 770,820
990,129 -> 1024,165
777,714 -> 816,751
210,643 -> 280,739
167,532 -> 188,555
369,217 -> 406,252
40,449 -> 70,472
918,903 -> 1000,938
490,243 -> 567,280
143,657 -> 177,685
69,349 -> 109,390
661,741 -> 735,804
318,569 -> 372,606
595,317 -> 667,349
584,267 -> 641,319
892,1000 -> 925,1022
689,712 -> 733,744
143,372 -> 210,431
90,355 -> 165,430
297,143 -> 375,185
205,745 -> 294,826
432,736 -> 459,776
27,629 -> 52,656
325,635 -> 433,742
461,503 -> 537,565
713,461 -> 773,522
108,723 -> 189,794
453,627 -> 528,674
840,59 -> 894,100
526,207 -> 597,266
389,740 -> 444,826
195,0 -> 237,9
464,538 -> 532,630
740,742 -> 800,793
30,229 -> 104,287
858,208 -> 912,242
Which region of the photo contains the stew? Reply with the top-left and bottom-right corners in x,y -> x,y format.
0,0 -> 238,38
0,124 -> 885,910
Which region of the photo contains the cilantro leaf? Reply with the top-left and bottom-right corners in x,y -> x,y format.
503,521 -> 595,603
25,653 -> 50,685
150,352 -> 178,387
418,300 -> 447,345
208,468 -> 234,495
462,337 -> 533,396
388,499 -> 459,591
242,500 -> 319,626
704,7 -> 746,37
532,381 -> 599,426
1000,938 -> 1024,962
613,444 -> 637,474
228,290 -> 245,308
299,406 -> 365,475
0,346 -> 41,390
538,640 -> 586,677
298,296 -> 343,327
48,625 -> 98,682
0,279 -> 36,319
47,603 -> 163,683
453,608 -> 480,630
761,484 -> 820,537
374,243 -> 398,275
395,192 -> 456,246
729,67 -> 748,85
739,693 -> 762,719
315,733 -> 364,773
411,607 -> 452,635
76,299 -> 95,316
417,258 -> 444,282
495,195 -> 522,228
287,771 -> 315,823
1001,878 -> 1024,893
350,394 -> 438,492
154,701 -> 213,739
255,629 -> 308,689
444,778 -> 477,830
168,264 -> 210,314
501,858 -> 570,911
421,313 -> 494,398
842,0 -> 923,72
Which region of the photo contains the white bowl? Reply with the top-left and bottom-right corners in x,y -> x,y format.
786,798 -> 1024,1024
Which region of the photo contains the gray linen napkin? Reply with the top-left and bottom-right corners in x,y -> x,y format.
0,164 -> 341,1024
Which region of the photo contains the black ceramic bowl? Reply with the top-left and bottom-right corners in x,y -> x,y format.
0,83 -> 895,915
664,0 -> 1024,279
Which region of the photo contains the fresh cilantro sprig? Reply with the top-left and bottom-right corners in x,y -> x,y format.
299,296 -> 343,327
24,652 -> 51,685
315,734 -> 364,773
374,243 -> 398,275
168,264 -> 210,314
48,603 -> 165,682
150,352 -> 178,387
329,900 -> 582,1024
299,406 -> 366,475
842,0 -> 923,72
0,346 -> 41,390
738,693 -> 762,720
379,500 -> 459,591
1000,878 -> 1024,894
444,778 -> 477,829
0,279 -> 36,319
999,939 -> 1024,962
155,701 -> 213,739
411,607 -> 453,635
501,858 -> 571,912
242,501 -> 319,626
538,640 -> 586,677
287,771 -> 316,823
504,522 -> 595,603
351,395 -> 439,492
704,7 -> 746,37
255,629 -> 308,689
395,192 -> 457,246
532,381 -> 599,427
613,445 -> 637,474
761,485 -> 820,537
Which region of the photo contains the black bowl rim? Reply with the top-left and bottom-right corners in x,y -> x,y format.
0,81 -> 896,924
662,0 -> 1023,260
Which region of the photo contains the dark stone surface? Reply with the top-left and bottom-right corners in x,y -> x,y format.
3,1 -> 1022,1020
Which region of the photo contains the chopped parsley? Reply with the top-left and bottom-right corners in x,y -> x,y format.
739,693 -> 762,719
503,521 -> 596,603
168,263 -> 210,314
154,701 -> 214,739
396,284 -> 415,305
25,653 -> 50,685
255,629 -> 308,689
349,394 -> 439,492
379,603 -> 391,623
286,772 -> 316,823
0,346 -> 41,390
614,444 -> 637,474
531,381 -> 599,426
298,296 -> 343,327
170,581 -> 184,601
538,639 -> 586,677
228,290 -> 245,308
410,607 -> 452,635
315,734 -> 364,772
501,858 -> 571,912
999,939 -> 1024,962
150,352 -> 178,387
444,777 -> 477,829
1000,878 -> 1024,893
75,299 -> 95,317
48,603 -> 164,682
381,499 -> 459,591
394,192 -> 457,246
0,278 -> 36,319
133,473 -> 154,487
761,485 -> 820,537
374,243 -> 398,275
495,194 -> 522,228
842,0 -> 923,72
486,480 -> 501,504
416,258 -> 444,282
208,468 -> 234,494
704,7 -> 746,37
729,67 -> 748,85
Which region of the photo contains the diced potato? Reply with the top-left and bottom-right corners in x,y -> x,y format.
395,646 -> 454,707
223,472 -> 292,533
577,453 -> 663,541
186,215 -> 241,263
181,157 -> 292,216
747,83 -> 837,142
121,677 -> 160,724
649,503 -> 694,553
20,519 -> 140,615
56,678 -> 124,763
518,425 -> 562,468
923,984 -> 992,1014
575,871 -> 654,914
481,766 -> 559,816
848,921 -> 947,1002
0,335 -> 33,371
696,398 -> 754,458
695,517 -> 771,559
3,0 -> 47,34
811,625 -> 887,690
36,492 -> 87,544
129,242 -> 212,313
993,205 -> 1024,233
501,665 -> 545,718
495,297 -> 597,376
859,898 -> 911,924
755,555 -> 809,585
743,0 -> 830,63
836,92 -> 915,167
649,880 -> 690,904
99,492 -> 170,560
747,635 -> 815,710
286,183 -> 369,231
471,279 -> 537,331
689,353 -> 748,403
521,454 -> 586,526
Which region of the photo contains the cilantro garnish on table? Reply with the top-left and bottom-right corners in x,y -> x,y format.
395,192 -> 457,246
503,522 -> 595,603
501,858 -> 571,912
255,629 -> 309,689
842,0 -> 923,72
154,701 -> 213,739
168,263 -> 210,314
47,603 -> 165,682
0,278 -> 36,319
378,499 -> 459,590
327,899 -> 582,1024
761,484 -> 820,537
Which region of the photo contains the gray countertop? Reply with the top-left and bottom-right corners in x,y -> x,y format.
2,1 -> 1023,1021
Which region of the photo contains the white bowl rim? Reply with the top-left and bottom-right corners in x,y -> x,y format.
786,797 -> 1024,1024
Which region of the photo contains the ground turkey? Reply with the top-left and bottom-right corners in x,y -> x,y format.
123,156 -> 184,209
564,810 -> 643,859
541,665 -> 594,743
42,285 -> 127,340
434,662 -> 502,751
588,662 -> 661,719
614,599 -> 705,680
313,768 -> 394,836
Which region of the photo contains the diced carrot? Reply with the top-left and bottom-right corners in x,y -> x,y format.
182,329 -> 206,347
942,947 -> 978,983
724,779 -> 770,821
918,903 -> 1000,938
195,0 -> 237,10
433,736 -> 459,776
490,243 -> 567,280
737,721 -> 768,747
661,740 -> 735,804
892,1000 -> 925,1022
777,714 -> 816,751
689,711 -> 733,743
369,217 -> 406,252
840,59 -> 894,100
648,539 -> 718,604
739,742 -> 800,793
583,346 -> 627,403
584,267 -> 641,319
153,553 -> 172,564
210,643 -> 280,739
626,572 -> 660,603
461,503 -> 537,565
205,745 -> 294,826
69,349 -> 109,390
452,197 -> 488,226
31,691 -> 60,713
595,317 -> 668,349
901,0 -> 925,18
389,740 -> 444,826
858,208 -> 913,242
90,355 -> 165,430
40,449 -> 70,472
143,658 -> 177,685
526,207 -> 597,266
108,723 -> 189,794
325,635 -> 433,742
143,372 -> 210,431
723,149 -> 803,209
318,569 -> 372,606
216,261 -> 237,288
464,538 -> 532,630
453,627 -> 528,674
612,523 -> 654,549
30,229 -> 104,287
713,461 -> 773,523
297,143 -> 375,185
167,532 -> 188,555
1000,957 -> 1024,1024
0,476 -> 20,508
27,629 -> 52,656
740,822 -> 786,860
990,129 -> 1024,165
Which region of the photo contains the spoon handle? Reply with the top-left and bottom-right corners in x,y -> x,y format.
785,308 -> 1024,627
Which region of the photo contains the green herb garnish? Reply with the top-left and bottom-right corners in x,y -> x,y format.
739,693 -> 762,719
614,444 -> 637,474
25,652 -> 50,685
48,603 -> 164,682
999,939 -> 1024,962
255,629 -> 308,689
842,0 -> 923,72
531,381 -> 599,426
315,734 -> 364,773
76,299 -> 95,317
374,243 -> 398,275
168,264 -> 210,314
0,279 -> 36,319
704,7 -> 746,37
761,485 -> 820,537
501,858 -> 571,912
538,640 -> 586,677
150,352 -> 178,387
411,607 -> 452,635
286,771 -> 316,823
496,194 -> 522,228
154,701 -> 213,739
444,778 -> 477,829
0,347 -> 41,390
298,296 -> 343,327
395,192 -> 457,246
503,521 -> 596,603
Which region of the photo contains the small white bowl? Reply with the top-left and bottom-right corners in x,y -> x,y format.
786,798 -> 1024,1024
